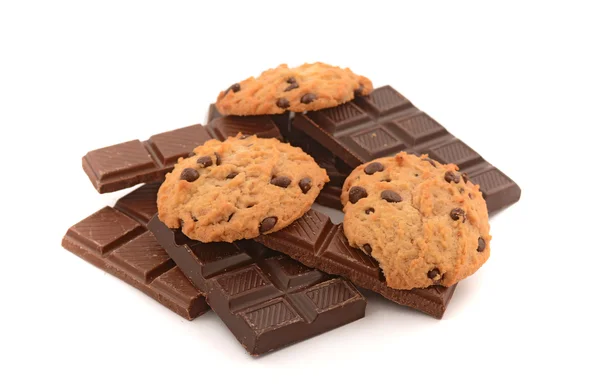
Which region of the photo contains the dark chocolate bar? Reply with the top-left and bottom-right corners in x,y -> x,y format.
62,183 -> 210,320
148,215 -> 366,356
293,86 -> 521,213
84,117 -> 285,193
254,209 -> 456,319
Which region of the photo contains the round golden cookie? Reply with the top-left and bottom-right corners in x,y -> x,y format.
341,152 -> 491,290
215,62 -> 373,116
158,135 -> 329,243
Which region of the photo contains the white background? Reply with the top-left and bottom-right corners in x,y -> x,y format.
1,1 -> 598,390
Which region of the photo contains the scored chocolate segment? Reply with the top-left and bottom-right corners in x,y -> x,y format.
254,209 -> 456,319
293,85 -> 521,213
83,124 -> 212,193
65,207 -> 144,256
315,185 -> 343,210
468,168 -> 522,213
205,103 -> 223,124
148,215 -> 366,356
114,182 -> 165,223
147,126 -> 212,166
62,183 -> 209,320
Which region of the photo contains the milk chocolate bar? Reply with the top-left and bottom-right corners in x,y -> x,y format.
83,124 -> 212,193
62,183 -> 209,319
84,117 -> 285,193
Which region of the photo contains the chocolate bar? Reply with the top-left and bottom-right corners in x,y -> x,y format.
148,214 -> 366,356
293,86 -> 521,213
62,183 -> 210,320
84,117 -> 285,193
254,209 -> 456,319
83,124 -> 212,193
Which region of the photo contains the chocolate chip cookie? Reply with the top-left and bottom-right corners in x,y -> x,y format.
341,152 -> 491,290
215,62 -> 373,116
158,135 -> 329,242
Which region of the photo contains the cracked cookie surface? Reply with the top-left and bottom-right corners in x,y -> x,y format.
341,152 -> 491,290
215,62 -> 373,116
158,134 -> 329,242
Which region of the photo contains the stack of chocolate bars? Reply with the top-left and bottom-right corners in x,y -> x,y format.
63,83 -> 520,356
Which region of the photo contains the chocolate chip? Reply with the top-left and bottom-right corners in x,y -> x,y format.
450,208 -> 466,222
227,213 -> 234,222
363,244 -> 372,256
354,84 -> 364,96
286,77 -> 296,84
365,207 -> 375,215
226,172 -> 238,179
364,162 -> 384,175
270,176 -> 292,188
444,171 -> 460,184
299,177 -> 312,194
223,83 -> 241,95
197,155 -> 213,168
477,237 -> 486,252
462,173 -> 470,183
215,153 -> 221,166
180,168 -> 199,182
284,82 -> 299,92
381,190 -> 402,203
276,98 -> 290,109
300,93 -> 317,104
259,216 -> 278,233
428,268 -> 442,282
423,157 -> 437,167
191,215 -> 198,222
349,186 -> 368,204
